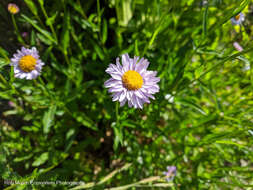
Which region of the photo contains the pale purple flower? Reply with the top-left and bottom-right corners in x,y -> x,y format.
233,42 -> 243,52
22,32 -> 28,38
163,166 -> 177,182
8,101 -> 15,107
231,13 -> 245,25
242,63 -> 250,72
104,54 -> 160,109
10,47 -> 45,80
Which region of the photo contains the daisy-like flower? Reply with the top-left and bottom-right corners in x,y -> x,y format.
10,47 -> 45,80
8,3 -> 19,14
231,13 -> 245,25
104,54 -> 160,109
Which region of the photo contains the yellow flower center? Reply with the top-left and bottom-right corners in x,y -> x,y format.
235,14 -> 240,21
19,55 -> 37,72
122,70 -> 143,90
8,6 -> 18,14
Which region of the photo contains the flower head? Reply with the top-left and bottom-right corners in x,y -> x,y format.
104,54 -> 160,109
163,166 -> 177,182
8,3 -> 19,14
22,32 -> 28,38
8,101 -> 15,107
10,47 -> 45,80
242,63 -> 250,72
233,42 -> 243,52
231,13 -> 245,25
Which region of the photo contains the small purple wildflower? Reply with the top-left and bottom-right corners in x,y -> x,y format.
8,101 -> 15,107
163,166 -> 177,182
22,32 -> 28,38
233,42 -> 243,52
231,13 -> 245,25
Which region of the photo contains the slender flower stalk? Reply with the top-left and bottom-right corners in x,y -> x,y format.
8,4 -> 25,45
38,1 -> 58,42
11,14 -> 24,44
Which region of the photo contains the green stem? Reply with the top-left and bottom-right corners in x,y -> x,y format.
0,73 -> 7,84
36,14 -> 47,29
77,0 -> 88,19
0,73 -> 26,112
97,0 -> 101,31
37,77 -> 76,118
36,76 -> 52,98
39,3 -> 58,43
140,15 -> 165,58
63,52 -> 71,65
11,15 -> 25,45
36,76 -> 78,124
115,101 -> 119,126
191,47 -> 253,84
10,65 -> 14,84
1,70 -> 26,104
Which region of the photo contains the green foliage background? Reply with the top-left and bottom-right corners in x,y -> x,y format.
0,0 -> 253,189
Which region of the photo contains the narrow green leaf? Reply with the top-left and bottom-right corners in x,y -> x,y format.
46,12 -> 58,26
14,154 -> 33,162
24,0 -> 38,16
38,0 -> 44,6
43,104 -> 57,134
0,46 -> 9,60
115,0 -> 135,26
0,58 -> 9,69
61,10 -> 70,54
199,132 -> 231,146
202,2 -> 208,38
21,14 -> 56,44
177,99 -> 207,115
97,163 -> 132,185
65,128 -> 76,152
90,39 -> 105,60
73,112 -> 98,131
134,40 -> 139,56
113,125 -> 123,150
30,30 -> 36,46
215,140 -> 245,148
102,19 -> 108,44
0,91 -> 11,99
32,152 -> 49,167
194,47 -> 253,82
37,33 -> 53,45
